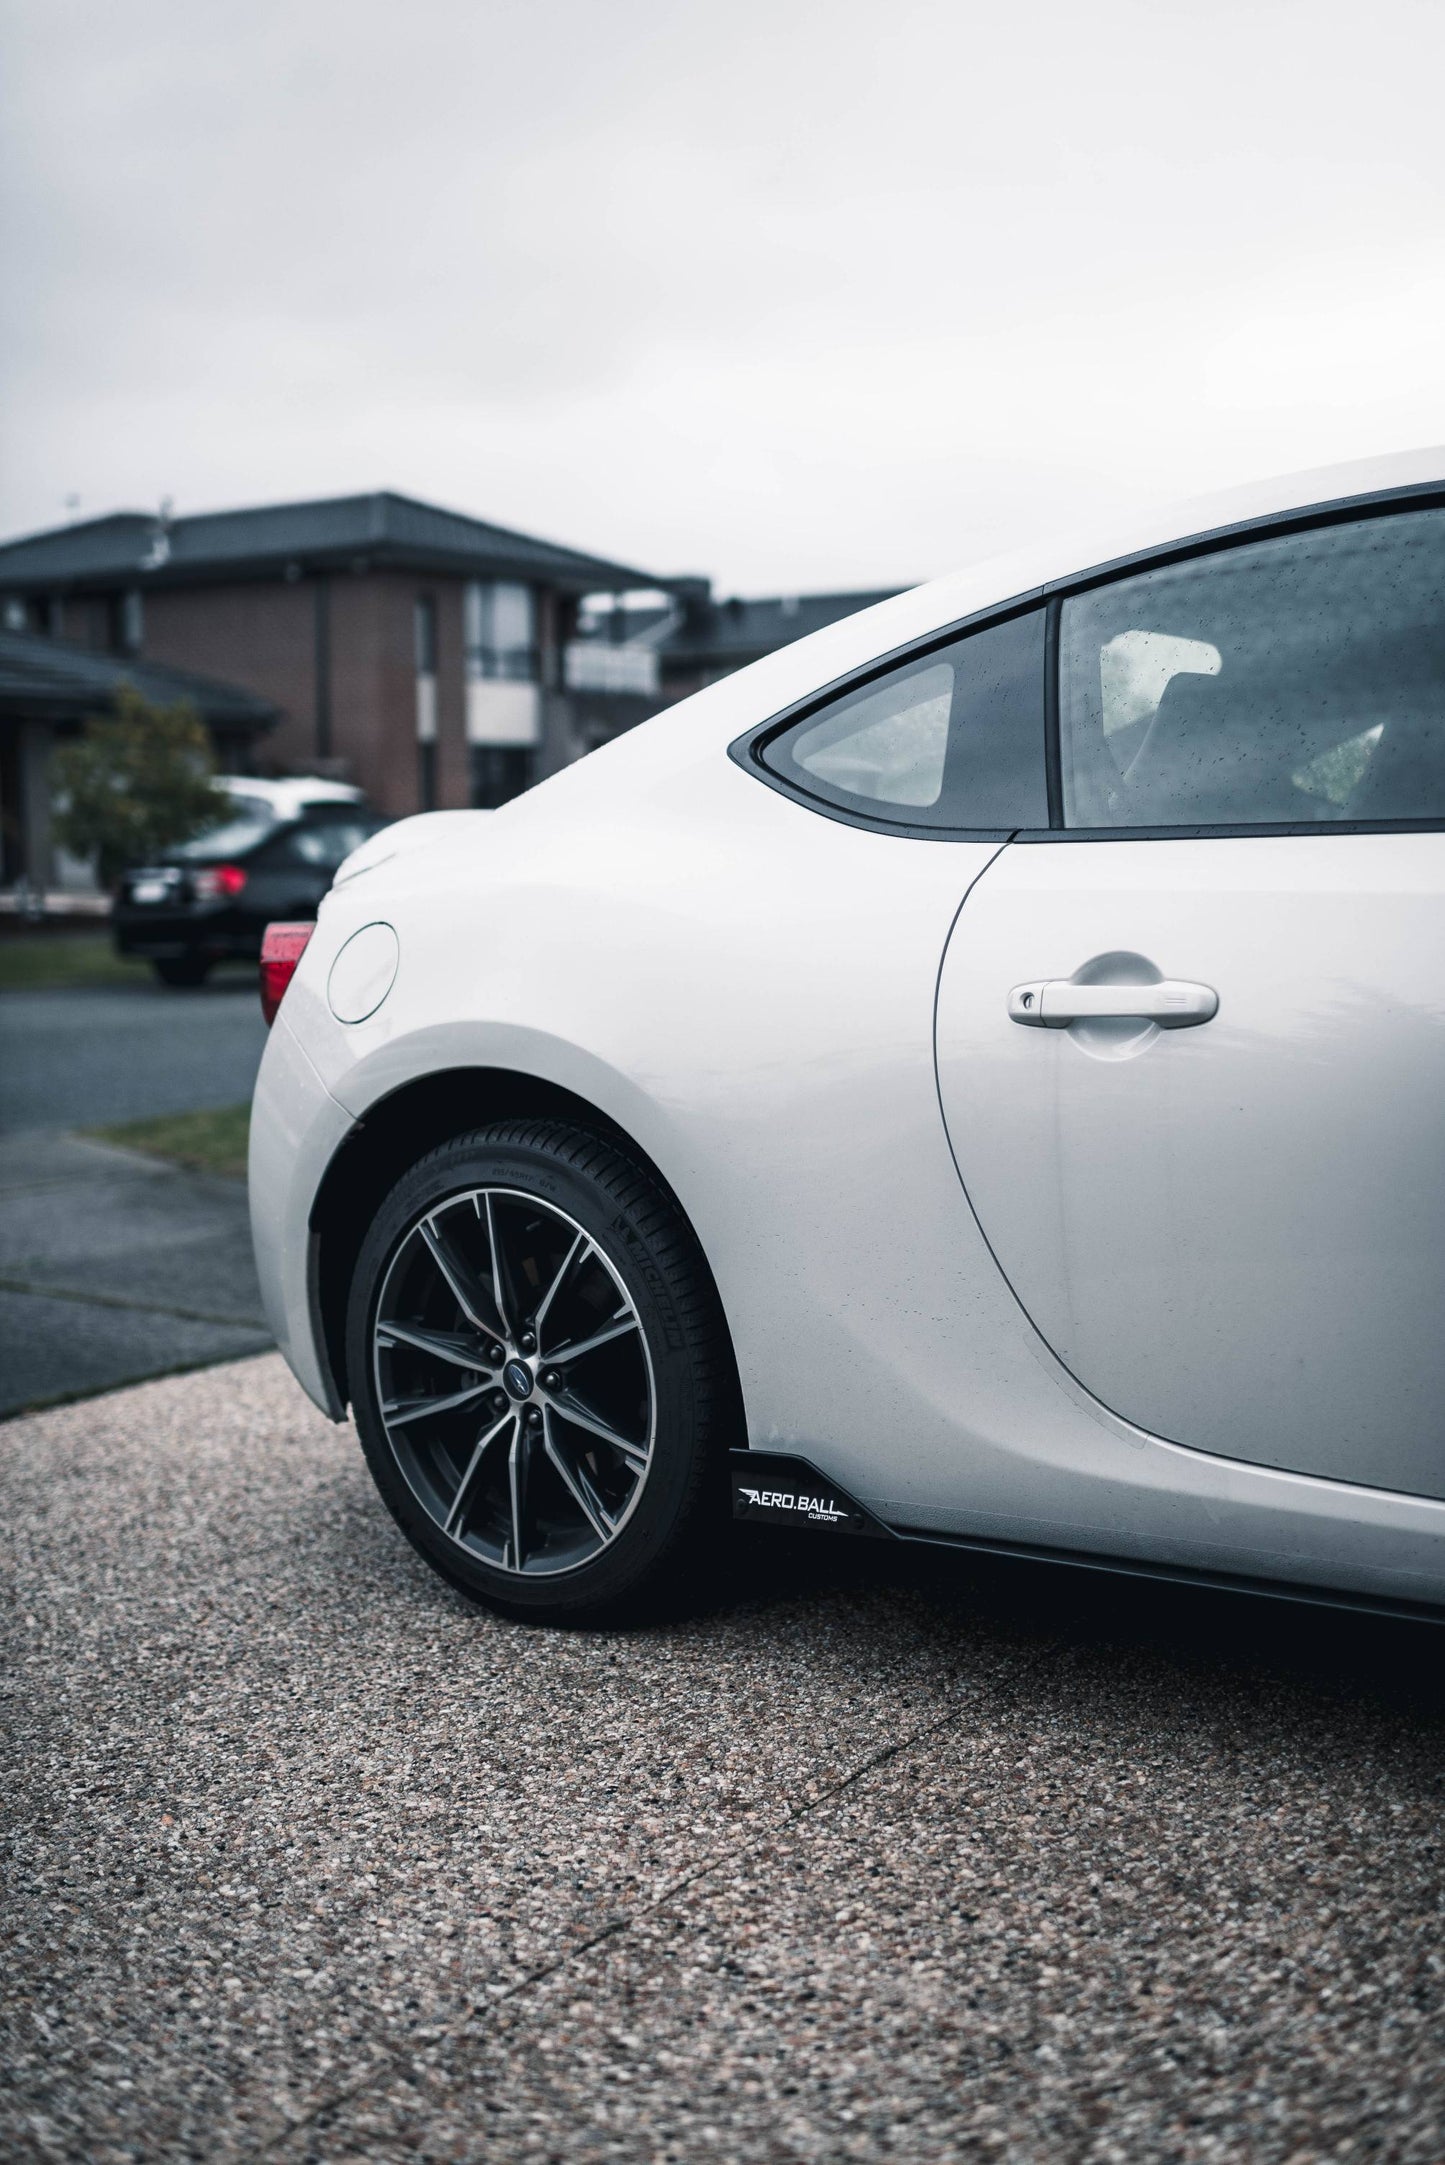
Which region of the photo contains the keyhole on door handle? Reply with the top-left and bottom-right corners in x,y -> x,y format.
1020,989 -> 1034,1009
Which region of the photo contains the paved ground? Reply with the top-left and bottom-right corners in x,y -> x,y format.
0,980 -> 266,1134
0,1132 -> 268,1416
3,1355 -> 1442,2163
0,982 -> 271,1410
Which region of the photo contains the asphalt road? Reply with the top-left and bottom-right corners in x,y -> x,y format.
3,1353 -> 1442,2162
0,979 -> 267,1134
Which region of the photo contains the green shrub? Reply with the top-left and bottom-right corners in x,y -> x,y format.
53,686 -> 221,888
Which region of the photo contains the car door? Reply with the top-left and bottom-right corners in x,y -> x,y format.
936,503 -> 1445,1500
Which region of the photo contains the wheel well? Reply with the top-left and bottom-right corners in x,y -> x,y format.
309,1067 -> 741,1422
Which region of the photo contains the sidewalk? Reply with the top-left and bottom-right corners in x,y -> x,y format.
0,1131 -> 270,1415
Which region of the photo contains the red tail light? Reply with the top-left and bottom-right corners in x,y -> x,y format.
260,922 -> 313,1026
193,862 -> 248,900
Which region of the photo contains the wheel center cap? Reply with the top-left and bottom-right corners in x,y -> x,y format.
502,1358 -> 534,1404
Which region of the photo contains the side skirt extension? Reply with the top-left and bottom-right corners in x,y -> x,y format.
728,1450 -> 1445,1626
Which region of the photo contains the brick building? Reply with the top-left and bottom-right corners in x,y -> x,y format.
0,492 -> 665,821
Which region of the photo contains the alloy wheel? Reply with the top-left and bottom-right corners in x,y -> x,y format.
371,1186 -> 656,1577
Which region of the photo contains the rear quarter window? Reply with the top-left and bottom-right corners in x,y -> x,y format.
759,608 -> 1047,833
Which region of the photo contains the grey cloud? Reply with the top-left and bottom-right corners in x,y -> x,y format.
2,0 -> 1442,588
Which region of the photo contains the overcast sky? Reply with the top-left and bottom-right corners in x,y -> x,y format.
2,0 -> 1443,593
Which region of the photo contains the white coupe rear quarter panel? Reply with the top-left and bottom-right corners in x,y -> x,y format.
267,450 -> 1445,1600
278,751 -> 1445,1603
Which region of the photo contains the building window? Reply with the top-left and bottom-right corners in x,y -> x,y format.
415,593 -> 437,675
465,579 -> 541,768
109,589 -> 143,654
470,745 -> 534,808
464,580 -> 536,681
414,595 -> 438,811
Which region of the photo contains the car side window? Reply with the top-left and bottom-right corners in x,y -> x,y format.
761,609 -> 1047,832
1060,507 -> 1445,828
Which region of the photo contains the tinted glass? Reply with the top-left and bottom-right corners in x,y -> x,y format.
284,817 -> 386,869
170,813 -> 278,859
1060,508 -> 1445,828
762,609 -> 1046,831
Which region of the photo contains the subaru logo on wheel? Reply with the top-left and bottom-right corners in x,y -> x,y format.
502,1359 -> 533,1402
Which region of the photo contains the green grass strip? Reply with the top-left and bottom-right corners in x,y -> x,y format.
0,931 -> 255,993
85,1102 -> 252,1180
0,931 -> 150,991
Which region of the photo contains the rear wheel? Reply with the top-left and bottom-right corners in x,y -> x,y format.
345,1121 -> 733,1622
153,955 -> 211,987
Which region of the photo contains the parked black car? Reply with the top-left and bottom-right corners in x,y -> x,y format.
113,781 -> 387,986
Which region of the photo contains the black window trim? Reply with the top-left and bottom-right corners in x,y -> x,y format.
728,476 -> 1445,843
1043,595 -> 1063,831
730,593 -> 1046,843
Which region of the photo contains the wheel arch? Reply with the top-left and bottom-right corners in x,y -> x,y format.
308,1065 -> 743,1426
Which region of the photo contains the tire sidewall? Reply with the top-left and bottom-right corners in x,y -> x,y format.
345,1129 -> 710,1620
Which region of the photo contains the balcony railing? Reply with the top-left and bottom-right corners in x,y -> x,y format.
563,642 -> 659,696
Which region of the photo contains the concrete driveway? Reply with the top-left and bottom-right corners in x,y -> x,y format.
3,1354 -> 1442,2162
0,980 -> 272,1411
0,1131 -> 269,1416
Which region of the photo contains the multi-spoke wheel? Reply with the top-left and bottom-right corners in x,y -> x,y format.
346,1120 -> 734,1621
374,1186 -> 654,1575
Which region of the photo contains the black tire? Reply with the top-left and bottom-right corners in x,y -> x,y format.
345,1120 -> 734,1623
153,955 -> 211,987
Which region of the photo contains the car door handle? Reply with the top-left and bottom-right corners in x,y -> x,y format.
1008,979 -> 1219,1028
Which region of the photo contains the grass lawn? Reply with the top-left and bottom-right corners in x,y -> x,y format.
87,1103 -> 252,1180
0,931 -> 150,991
0,931 -> 253,993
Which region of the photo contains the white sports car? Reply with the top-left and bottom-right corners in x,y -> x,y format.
249,450 -> 1445,1623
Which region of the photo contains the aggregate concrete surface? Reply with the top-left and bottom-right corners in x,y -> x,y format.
3,1355 -> 1443,2163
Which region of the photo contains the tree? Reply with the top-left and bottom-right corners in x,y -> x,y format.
53,686 -> 222,888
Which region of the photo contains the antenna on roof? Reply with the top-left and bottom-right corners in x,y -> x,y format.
64,494 -> 81,522
142,496 -> 174,571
